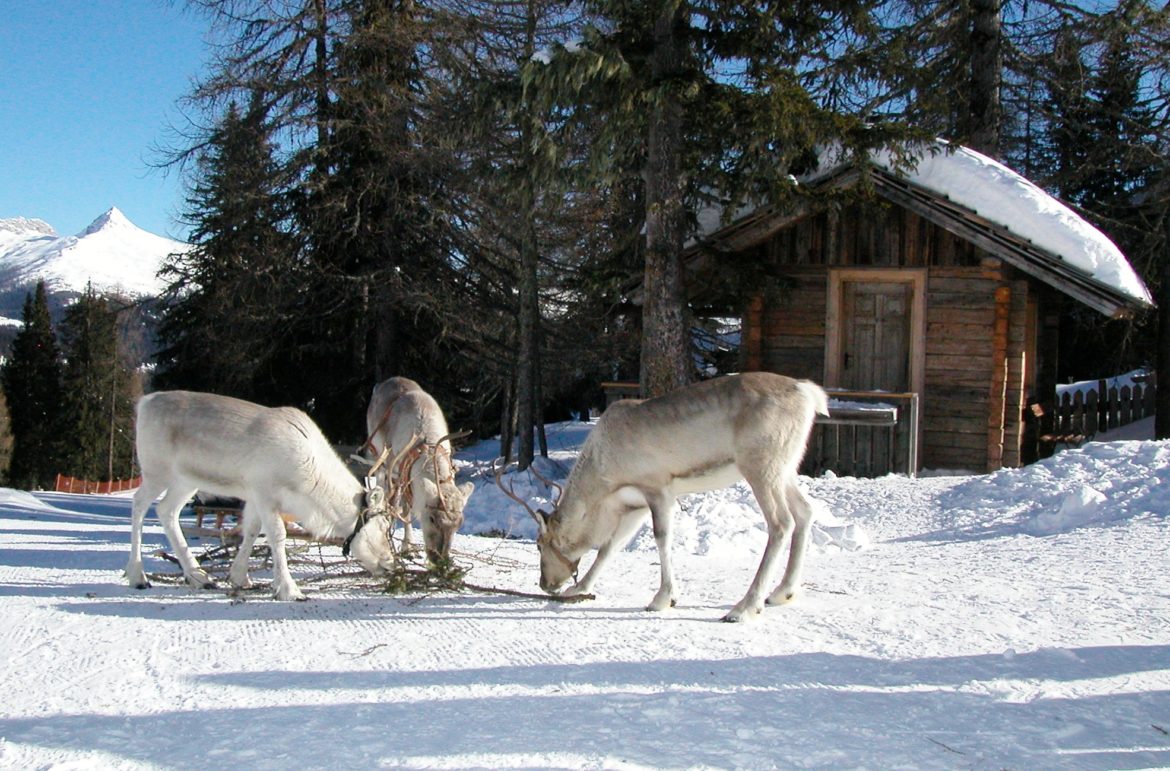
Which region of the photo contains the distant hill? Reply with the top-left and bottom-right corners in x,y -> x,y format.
0,208 -> 190,360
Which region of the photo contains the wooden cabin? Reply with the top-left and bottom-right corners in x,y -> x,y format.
687,143 -> 1153,474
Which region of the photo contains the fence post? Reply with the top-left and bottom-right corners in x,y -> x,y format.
1059,391 -> 1072,435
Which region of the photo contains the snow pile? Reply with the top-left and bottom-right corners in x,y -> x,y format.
0,206 -> 188,298
938,439 -> 1170,537
1058,367 -> 1150,399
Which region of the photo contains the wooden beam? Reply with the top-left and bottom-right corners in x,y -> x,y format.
986,285 -> 1011,471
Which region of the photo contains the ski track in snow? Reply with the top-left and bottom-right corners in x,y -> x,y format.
1,436 -> 1170,769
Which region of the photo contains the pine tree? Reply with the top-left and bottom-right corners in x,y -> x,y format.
58,286 -> 136,481
2,282 -> 64,489
156,96 -> 292,400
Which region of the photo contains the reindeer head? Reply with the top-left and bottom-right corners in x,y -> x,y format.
493,460 -> 577,593
420,476 -> 474,563
343,447 -> 399,575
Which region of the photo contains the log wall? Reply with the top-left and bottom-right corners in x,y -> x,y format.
741,199 -> 1042,473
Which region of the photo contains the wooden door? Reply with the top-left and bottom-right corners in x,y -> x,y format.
819,280 -> 913,476
840,281 -> 912,392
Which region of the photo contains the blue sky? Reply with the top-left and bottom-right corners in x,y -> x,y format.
0,1 -> 209,241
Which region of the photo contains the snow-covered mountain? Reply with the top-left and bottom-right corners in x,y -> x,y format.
0,208 -> 189,359
0,207 -> 187,305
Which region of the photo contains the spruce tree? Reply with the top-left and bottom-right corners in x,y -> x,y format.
156,96 -> 291,400
2,282 -> 64,489
58,286 -> 136,481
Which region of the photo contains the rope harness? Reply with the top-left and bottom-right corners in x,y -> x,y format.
389,440 -> 460,523
360,395 -> 471,530
537,528 -> 581,585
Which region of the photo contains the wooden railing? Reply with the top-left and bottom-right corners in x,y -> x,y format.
811,391 -> 920,478
1051,373 -> 1156,441
54,474 -> 141,494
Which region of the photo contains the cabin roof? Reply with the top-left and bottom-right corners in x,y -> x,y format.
691,142 -> 1153,319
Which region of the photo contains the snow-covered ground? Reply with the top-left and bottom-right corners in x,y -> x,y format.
2,422 -> 1169,770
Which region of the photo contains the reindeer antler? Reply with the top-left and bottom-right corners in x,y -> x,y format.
433,429 -> 472,447
492,458 -> 548,532
529,463 -> 564,506
366,445 -> 392,477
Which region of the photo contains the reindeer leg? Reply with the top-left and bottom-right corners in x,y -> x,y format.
400,516 -> 416,555
154,487 -> 214,590
645,493 -> 678,612
228,506 -> 263,590
563,507 -> 644,597
766,480 -> 815,606
725,471 -> 792,622
126,479 -> 165,589
563,541 -> 613,596
255,500 -> 304,601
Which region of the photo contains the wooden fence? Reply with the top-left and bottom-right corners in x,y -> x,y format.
54,474 -> 141,494
1051,375 -> 1156,441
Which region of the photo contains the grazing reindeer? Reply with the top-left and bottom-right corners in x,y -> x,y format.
365,377 -> 473,562
127,391 -> 398,601
501,372 -> 828,622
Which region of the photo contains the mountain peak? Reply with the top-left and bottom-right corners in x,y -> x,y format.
0,207 -> 189,301
79,207 -> 132,237
0,217 -> 56,238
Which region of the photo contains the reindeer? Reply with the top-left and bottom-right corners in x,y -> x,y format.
126,390 -> 400,601
499,372 -> 829,622
364,377 -> 473,563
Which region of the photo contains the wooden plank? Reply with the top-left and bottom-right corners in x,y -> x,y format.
927,338 -> 995,357
925,308 -> 994,326
926,354 -> 992,374
923,430 -> 989,450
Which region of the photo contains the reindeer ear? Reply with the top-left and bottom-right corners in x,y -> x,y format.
458,481 -> 474,501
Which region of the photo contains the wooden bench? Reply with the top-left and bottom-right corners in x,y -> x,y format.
1030,403 -> 1094,451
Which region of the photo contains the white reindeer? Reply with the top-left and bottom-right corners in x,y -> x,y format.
126,390 -> 398,601
365,377 -> 473,562
502,372 -> 828,622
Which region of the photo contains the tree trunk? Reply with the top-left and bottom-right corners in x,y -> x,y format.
516,0 -> 544,470
640,0 -> 692,398
1156,213 -> 1170,439
965,0 -> 1003,157
516,213 -> 540,469
500,371 -> 517,463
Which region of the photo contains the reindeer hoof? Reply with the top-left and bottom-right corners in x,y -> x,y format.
766,588 -> 800,606
132,580 -> 151,590
722,604 -> 762,623
186,572 -> 217,590
645,595 -> 677,612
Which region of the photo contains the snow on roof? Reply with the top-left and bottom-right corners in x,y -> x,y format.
850,141 -> 1152,307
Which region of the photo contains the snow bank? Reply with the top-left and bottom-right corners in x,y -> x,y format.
939,440 -> 1170,537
